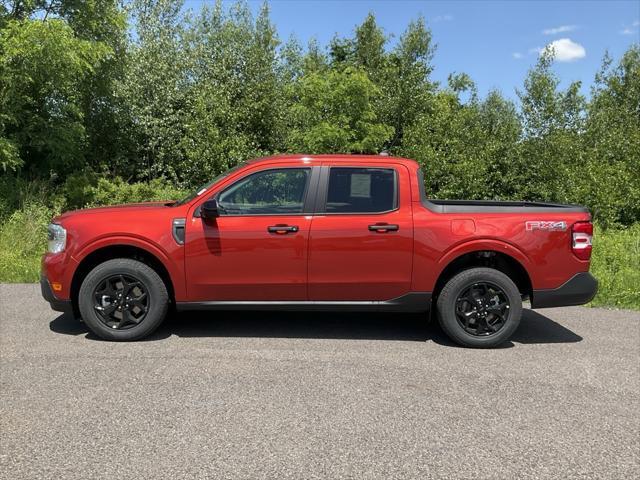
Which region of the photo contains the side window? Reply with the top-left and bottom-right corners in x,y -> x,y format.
325,167 -> 397,213
218,168 -> 310,215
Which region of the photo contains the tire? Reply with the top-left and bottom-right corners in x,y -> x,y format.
78,258 -> 169,341
436,267 -> 522,348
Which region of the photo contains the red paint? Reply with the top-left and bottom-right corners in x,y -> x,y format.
185,214 -> 311,300
42,155 -> 593,305
307,160 -> 413,300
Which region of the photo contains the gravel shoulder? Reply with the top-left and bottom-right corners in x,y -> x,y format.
1,283 -> 639,479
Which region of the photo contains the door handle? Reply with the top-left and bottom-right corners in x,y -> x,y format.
368,223 -> 399,232
267,225 -> 299,234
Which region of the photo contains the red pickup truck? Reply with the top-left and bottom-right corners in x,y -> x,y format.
41,155 -> 597,347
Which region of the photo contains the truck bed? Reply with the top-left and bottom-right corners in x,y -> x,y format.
423,199 -> 590,214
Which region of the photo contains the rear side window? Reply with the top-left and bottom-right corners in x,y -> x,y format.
324,167 -> 397,213
218,168 -> 310,215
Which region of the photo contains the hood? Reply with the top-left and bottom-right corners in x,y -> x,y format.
54,201 -> 174,222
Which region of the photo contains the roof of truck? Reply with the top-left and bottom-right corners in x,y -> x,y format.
246,154 -> 419,168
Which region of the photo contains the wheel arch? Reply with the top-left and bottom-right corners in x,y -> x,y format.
432,250 -> 533,303
70,244 -> 176,318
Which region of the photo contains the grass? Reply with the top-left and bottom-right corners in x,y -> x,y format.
0,203 -> 54,283
589,223 -> 640,309
1,202 -> 638,309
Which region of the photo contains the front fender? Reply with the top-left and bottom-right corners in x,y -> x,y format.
71,234 -> 185,299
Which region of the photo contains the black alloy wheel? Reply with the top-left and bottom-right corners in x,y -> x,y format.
79,258 -> 169,341
93,274 -> 149,330
436,267 -> 523,348
454,282 -> 510,336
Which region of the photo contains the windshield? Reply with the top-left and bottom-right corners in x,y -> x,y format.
172,163 -> 246,206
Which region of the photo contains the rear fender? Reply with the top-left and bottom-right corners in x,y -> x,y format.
436,238 -> 532,280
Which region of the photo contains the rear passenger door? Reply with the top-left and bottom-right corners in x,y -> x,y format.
308,165 -> 414,301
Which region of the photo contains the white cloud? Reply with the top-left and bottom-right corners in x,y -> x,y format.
542,25 -> 577,35
432,14 -> 453,23
512,52 -> 524,59
620,27 -> 636,35
633,20 -> 640,27
543,38 -> 586,62
529,46 -> 543,55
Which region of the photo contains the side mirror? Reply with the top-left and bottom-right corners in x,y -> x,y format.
201,199 -> 220,219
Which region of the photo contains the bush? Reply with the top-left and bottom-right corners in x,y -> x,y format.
60,173 -> 187,210
0,202 -> 56,282
60,171 -> 99,209
0,177 -> 187,283
590,224 -> 640,309
86,177 -> 186,207
0,176 -> 60,221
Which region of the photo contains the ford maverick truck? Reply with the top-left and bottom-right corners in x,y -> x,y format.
41,155 -> 597,347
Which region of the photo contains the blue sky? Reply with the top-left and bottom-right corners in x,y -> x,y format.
186,0 -> 640,100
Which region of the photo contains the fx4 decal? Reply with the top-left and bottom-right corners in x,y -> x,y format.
525,221 -> 567,232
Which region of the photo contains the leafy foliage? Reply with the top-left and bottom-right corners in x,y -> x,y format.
85,177 -> 186,207
589,223 -> 640,309
0,18 -> 111,174
579,47 -> 640,227
2,1 -> 638,227
0,201 -> 54,282
287,67 -> 393,153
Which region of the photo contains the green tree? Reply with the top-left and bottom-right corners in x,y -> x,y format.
115,0 -> 187,181
325,14 -> 436,150
382,16 -> 436,149
580,46 -> 640,226
0,1 -> 125,175
477,90 -> 522,197
0,18 -> 111,174
287,67 -> 393,154
176,0 -> 289,186
515,49 -> 585,202
401,76 -> 520,201
518,49 -> 584,138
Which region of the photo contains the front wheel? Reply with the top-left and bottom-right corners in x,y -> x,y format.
436,267 -> 522,348
78,258 -> 169,341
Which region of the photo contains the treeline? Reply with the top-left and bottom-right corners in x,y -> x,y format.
1,0 -> 639,227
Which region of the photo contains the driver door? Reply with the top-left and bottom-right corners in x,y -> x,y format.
184,165 -> 318,301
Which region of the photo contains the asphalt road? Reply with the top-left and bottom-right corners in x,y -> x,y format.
1,283 -> 638,479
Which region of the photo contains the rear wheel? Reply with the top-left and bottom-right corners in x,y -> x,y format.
436,267 -> 522,348
78,258 -> 169,341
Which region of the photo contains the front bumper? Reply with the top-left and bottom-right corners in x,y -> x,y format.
40,274 -> 73,314
531,272 -> 598,308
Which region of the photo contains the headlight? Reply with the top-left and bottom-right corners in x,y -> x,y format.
47,224 -> 67,254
